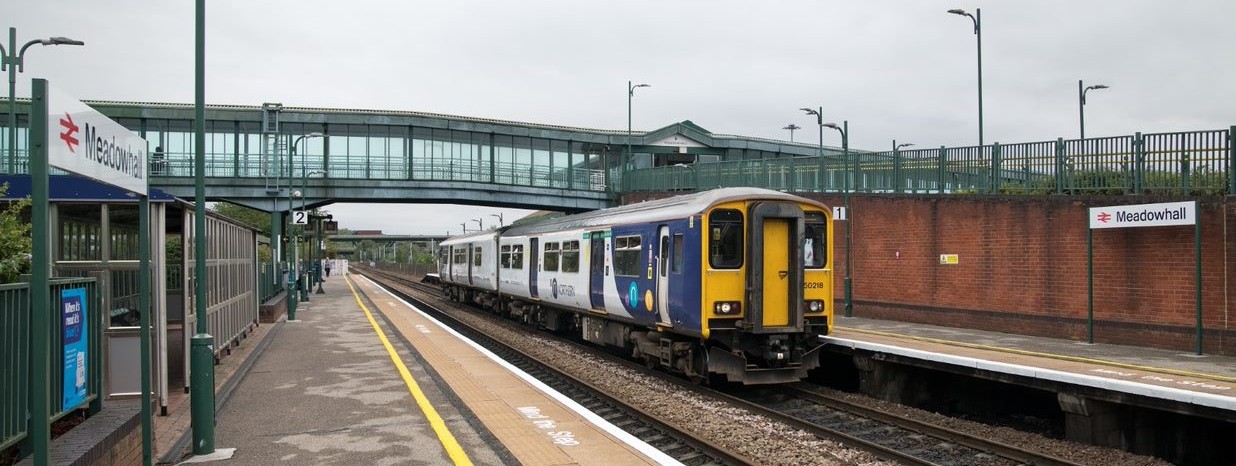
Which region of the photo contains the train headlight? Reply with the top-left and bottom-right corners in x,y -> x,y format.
714,301 -> 741,315
802,300 -> 823,313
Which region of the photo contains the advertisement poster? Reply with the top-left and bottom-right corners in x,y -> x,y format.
61,287 -> 88,411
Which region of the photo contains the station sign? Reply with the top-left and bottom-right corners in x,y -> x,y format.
1089,201 -> 1196,229
46,84 -> 148,195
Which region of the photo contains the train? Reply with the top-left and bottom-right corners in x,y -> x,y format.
437,187 -> 834,384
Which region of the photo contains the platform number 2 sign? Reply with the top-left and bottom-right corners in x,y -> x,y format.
293,210 -> 309,225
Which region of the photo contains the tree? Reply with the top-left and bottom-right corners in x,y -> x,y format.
0,183 -> 32,283
211,202 -> 274,236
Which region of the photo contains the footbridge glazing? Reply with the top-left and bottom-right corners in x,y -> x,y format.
2,100 -> 844,213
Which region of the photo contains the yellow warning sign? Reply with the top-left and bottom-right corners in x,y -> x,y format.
939,254 -> 959,265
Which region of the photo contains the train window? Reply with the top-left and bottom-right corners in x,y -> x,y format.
473,247 -> 483,266
544,242 -> 560,272
659,235 -> 669,277
453,247 -> 467,264
709,209 -> 743,269
500,245 -> 512,269
512,244 -> 525,270
672,234 -> 684,273
804,212 -> 827,269
561,241 -> 580,273
613,235 -> 642,277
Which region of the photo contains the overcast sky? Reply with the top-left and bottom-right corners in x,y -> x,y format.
6,0 -> 1234,235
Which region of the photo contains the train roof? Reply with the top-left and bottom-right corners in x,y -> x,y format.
502,187 -> 827,236
438,229 -> 500,247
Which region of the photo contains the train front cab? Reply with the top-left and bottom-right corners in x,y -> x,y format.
703,198 -> 832,384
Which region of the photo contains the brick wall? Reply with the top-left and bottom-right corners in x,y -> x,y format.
622,192 -> 1236,355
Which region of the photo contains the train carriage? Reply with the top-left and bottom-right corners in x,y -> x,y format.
439,187 -> 833,384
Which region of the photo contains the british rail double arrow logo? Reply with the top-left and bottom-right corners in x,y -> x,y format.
59,112 -> 80,153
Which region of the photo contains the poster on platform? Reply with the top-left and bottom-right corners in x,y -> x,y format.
61,287 -> 89,411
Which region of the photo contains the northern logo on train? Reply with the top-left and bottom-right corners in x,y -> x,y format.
550,278 -> 558,299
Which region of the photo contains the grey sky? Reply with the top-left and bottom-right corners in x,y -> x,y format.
6,0 -> 1234,234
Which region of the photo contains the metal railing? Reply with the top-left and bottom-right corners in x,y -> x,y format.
1,283 -> 30,451
0,278 -> 101,452
623,127 -> 1235,196
258,262 -> 282,302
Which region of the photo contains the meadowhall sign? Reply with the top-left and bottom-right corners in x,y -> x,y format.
46,84 -> 148,195
1088,201 -> 1196,229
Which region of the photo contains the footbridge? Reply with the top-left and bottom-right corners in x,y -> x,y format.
7,99 -> 844,214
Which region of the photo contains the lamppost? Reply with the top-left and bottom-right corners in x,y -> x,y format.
800,107 -> 824,191
2,28 -> 84,174
947,8 -> 983,147
783,123 -> 801,142
299,169 -> 325,302
1078,80 -> 1109,140
491,212 -> 504,227
824,121 -> 853,317
286,132 -> 322,319
626,81 -> 651,191
893,141 -> 913,194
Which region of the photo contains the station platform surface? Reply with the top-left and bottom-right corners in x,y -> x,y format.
169,274 -> 672,465
828,316 -> 1236,411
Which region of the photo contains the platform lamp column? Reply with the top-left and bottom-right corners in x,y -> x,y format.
287,132 -> 322,318
824,121 -> 852,317
948,8 -> 982,147
783,123 -> 800,143
189,0 -> 216,455
800,107 -> 824,191
626,81 -> 650,193
299,167 -> 326,302
2,28 -> 83,174
894,141 -> 913,193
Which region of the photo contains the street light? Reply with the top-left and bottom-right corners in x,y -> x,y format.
2,28 -> 85,174
1079,80 -> 1109,140
800,107 -> 825,191
626,81 -> 651,191
491,212 -> 504,227
893,141 -> 913,194
286,132 -> 322,318
947,8 -> 983,147
783,123 -> 801,142
823,121 -> 853,317
299,169 -> 326,302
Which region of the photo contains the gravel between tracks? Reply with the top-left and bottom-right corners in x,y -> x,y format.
411,282 -> 1172,466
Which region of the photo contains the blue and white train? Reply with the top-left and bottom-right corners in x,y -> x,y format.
438,187 -> 834,384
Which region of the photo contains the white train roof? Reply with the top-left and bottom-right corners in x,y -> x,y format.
502,188 -> 828,237
438,229 -> 500,247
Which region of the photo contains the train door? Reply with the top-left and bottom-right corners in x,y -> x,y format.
529,238 -> 539,298
655,226 -> 671,326
748,202 -> 805,332
467,244 -> 474,286
589,233 -> 605,310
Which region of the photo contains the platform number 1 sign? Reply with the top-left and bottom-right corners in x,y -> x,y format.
293,210 -> 308,225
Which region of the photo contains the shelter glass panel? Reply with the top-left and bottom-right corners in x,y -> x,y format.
58,204 -> 102,262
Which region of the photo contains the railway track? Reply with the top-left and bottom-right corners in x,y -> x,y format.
357,267 -> 1092,466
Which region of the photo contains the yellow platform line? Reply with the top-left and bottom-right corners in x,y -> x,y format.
345,275 -> 474,466
839,326 -> 1236,384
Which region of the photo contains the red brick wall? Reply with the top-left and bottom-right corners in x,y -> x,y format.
621,192 -> 1236,356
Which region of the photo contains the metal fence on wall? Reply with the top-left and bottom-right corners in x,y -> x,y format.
623,127 -> 1235,196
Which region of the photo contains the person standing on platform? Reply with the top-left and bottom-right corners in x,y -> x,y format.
324,259 -> 332,277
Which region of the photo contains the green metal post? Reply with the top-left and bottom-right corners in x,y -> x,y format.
1134,133 -> 1145,194
937,146 -> 946,194
816,107 -> 823,192
1055,138 -> 1066,194
990,142 -> 1001,194
6,28 -> 15,174
842,121 -> 852,317
190,0 -> 216,454
139,192 -> 153,466
1228,126 -> 1235,196
1087,227 -> 1093,344
893,140 -> 903,194
29,77 -> 49,466
976,9 -> 983,148
1195,206 -> 1202,355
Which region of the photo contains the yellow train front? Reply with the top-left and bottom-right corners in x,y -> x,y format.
618,188 -> 834,384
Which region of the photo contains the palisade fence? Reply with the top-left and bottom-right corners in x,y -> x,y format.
622,128 -> 1235,196
0,278 -> 102,452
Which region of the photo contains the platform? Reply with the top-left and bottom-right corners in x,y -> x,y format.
168,274 -> 673,465
827,315 -> 1236,412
